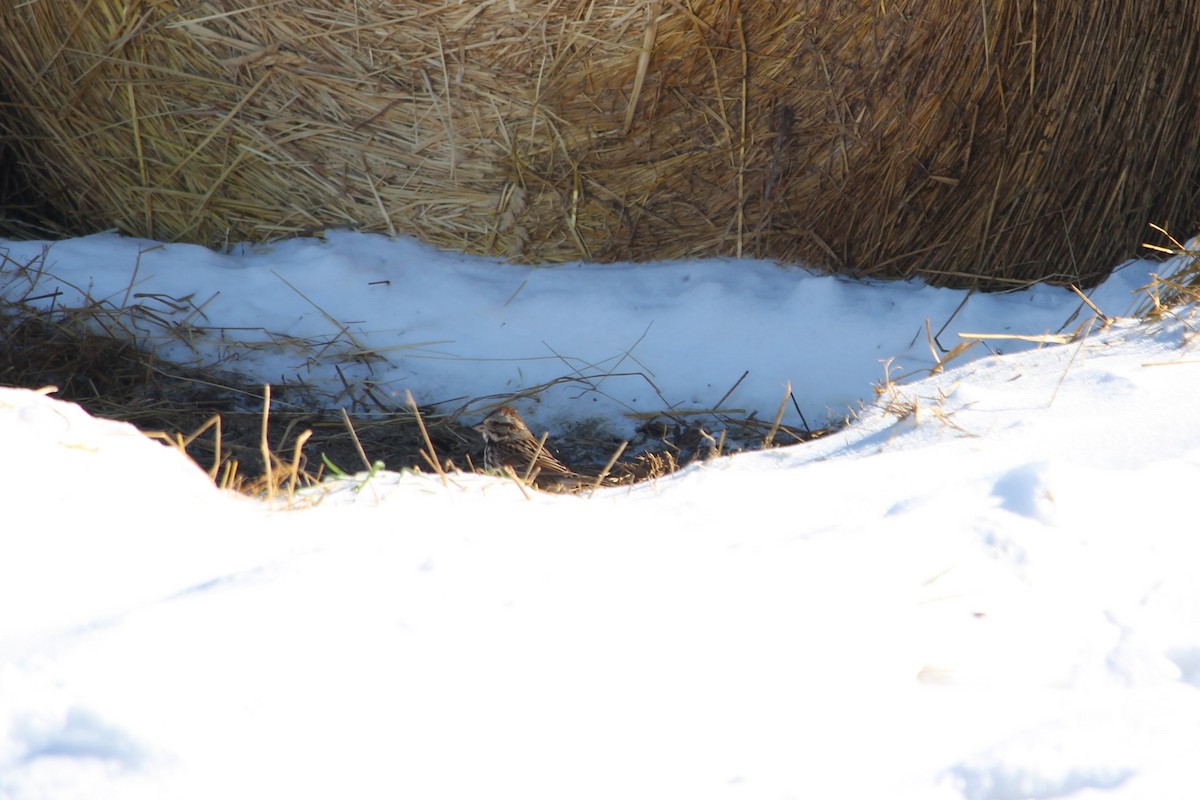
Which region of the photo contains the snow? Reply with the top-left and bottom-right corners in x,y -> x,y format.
2,230 -> 1200,799
0,231 -> 1152,432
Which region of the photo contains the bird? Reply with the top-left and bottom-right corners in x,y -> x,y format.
473,405 -> 590,490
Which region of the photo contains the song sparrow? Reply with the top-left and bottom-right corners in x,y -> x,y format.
473,405 -> 587,490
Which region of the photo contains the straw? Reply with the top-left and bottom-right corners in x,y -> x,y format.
1,1 -> 1198,288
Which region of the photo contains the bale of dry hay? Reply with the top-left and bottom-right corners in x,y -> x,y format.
1,1 -> 1198,288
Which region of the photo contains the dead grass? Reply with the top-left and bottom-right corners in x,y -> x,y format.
1135,226 -> 1200,320
0,284 -> 829,497
3,2 -> 1199,288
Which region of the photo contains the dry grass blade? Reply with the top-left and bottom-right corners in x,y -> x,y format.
259,384 -> 274,503
958,331 -> 1077,345
1142,223 -> 1189,255
590,440 -> 628,492
926,318 -> 979,375
218,459 -> 240,492
714,370 -> 749,412
1069,284 -> 1109,325
406,390 -> 447,486
147,414 -> 224,480
623,1 -> 661,134
763,382 -> 790,448
339,406 -> 372,471
287,428 -> 313,504
501,465 -> 533,501
522,431 -> 552,485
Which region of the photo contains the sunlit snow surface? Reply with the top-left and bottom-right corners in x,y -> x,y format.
2,231 -> 1200,799
0,231 -> 1157,432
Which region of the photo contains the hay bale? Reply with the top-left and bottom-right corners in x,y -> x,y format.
1,1 -> 1198,287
